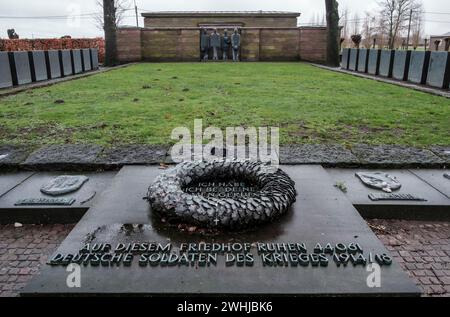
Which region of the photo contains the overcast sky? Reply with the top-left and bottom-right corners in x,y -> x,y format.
0,0 -> 449,39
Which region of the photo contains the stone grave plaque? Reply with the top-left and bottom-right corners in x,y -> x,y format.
60,50 -> 73,76
72,49 -> 83,74
326,169 -> 450,220
368,193 -> 426,202
15,197 -> 76,206
82,49 -> 92,71
426,51 -> 450,89
367,49 -> 381,75
0,51 -> 13,88
22,165 -> 419,296
408,51 -> 431,85
392,50 -> 411,81
47,50 -> 62,79
357,49 -> 369,73
13,51 -> 32,85
348,49 -> 359,71
31,51 -> 48,82
355,172 -> 401,193
378,50 -> 395,78
341,48 -> 350,70
40,175 -> 89,196
90,48 -> 99,69
409,170 -> 450,199
0,171 -> 116,224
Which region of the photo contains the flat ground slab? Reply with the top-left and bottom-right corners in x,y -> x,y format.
0,63 -> 449,147
0,172 -> 35,197
22,165 -> 419,296
0,171 -> 116,224
326,169 -> 450,220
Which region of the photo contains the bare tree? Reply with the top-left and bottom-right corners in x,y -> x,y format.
340,7 -> 350,47
361,12 -> 377,48
411,2 -> 424,49
325,0 -> 340,67
95,0 -> 131,30
352,13 -> 360,35
378,0 -> 417,49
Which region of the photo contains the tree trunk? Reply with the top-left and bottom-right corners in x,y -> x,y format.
326,0 -> 340,67
103,0 -> 117,66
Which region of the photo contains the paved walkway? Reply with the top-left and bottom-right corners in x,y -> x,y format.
0,224 -> 74,297
0,221 -> 449,297
370,219 -> 450,297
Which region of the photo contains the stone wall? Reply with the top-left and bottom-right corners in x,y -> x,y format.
299,27 -> 327,63
117,28 -> 142,62
142,12 -> 299,28
116,27 -> 329,63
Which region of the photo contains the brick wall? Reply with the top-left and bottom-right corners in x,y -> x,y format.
143,14 -> 299,28
117,28 -> 142,62
0,38 -> 105,63
260,29 -> 300,61
299,27 -> 328,63
141,29 -> 198,62
116,26 -> 329,64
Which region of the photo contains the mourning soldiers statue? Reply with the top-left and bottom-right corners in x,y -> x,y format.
222,29 -> 231,61
232,28 -> 241,62
210,29 -> 221,61
200,28 -> 210,61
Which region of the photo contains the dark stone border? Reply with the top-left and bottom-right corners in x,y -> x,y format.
1,143 -> 449,172
350,144 -> 445,168
279,144 -> 359,167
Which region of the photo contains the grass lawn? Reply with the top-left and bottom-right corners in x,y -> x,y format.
0,62 -> 448,147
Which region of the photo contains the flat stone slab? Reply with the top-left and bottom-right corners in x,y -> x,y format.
408,51 -> 430,85
351,145 -> 444,168
348,49 -> 358,71
392,50 -> 411,81
409,169 -> 450,199
31,51 -> 48,82
0,145 -> 32,169
60,50 -> 73,76
341,48 -> 350,69
82,49 -> 92,71
47,50 -> 62,79
279,144 -> 359,166
379,50 -> 394,78
0,172 -> 35,197
430,146 -> 450,164
22,145 -> 104,171
426,52 -> 450,89
357,49 -> 368,73
91,49 -> 99,70
72,50 -> 83,74
97,145 -> 169,167
326,169 -> 450,220
13,52 -> 32,85
0,52 -> 13,89
367,50 -> 380,75
0,171 -> 115,224
22,165 -> 419,296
